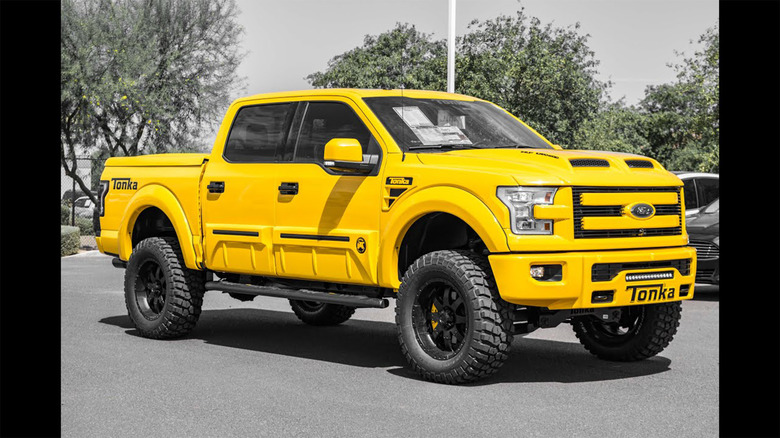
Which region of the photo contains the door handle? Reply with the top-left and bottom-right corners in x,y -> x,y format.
207,181 -> 225,193
278,182 -> 298,195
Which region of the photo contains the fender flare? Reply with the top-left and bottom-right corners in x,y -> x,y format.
377,186 -> 509,288
117,184 -> 199,270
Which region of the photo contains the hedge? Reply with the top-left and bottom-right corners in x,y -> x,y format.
61,226 -> 80,257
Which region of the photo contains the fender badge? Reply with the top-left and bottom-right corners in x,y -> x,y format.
356,237 -> 366,254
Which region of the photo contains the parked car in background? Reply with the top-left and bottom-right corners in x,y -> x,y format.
672,172 -> 718,216
73,196 -> 95,218
686,198 -> 719,285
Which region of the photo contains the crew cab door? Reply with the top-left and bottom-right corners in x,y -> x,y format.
272,99 -> 384,285
200,101 -> 299,275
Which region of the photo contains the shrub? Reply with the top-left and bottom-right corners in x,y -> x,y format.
61,204 -> 72,225
75,216 -> 94,236
61,226 -> 80,256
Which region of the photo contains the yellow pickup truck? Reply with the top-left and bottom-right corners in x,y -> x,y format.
96,88 -> 696,384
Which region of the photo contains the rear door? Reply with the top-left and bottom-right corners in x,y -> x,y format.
271,98 -> 384,285
201,100 -> 299,275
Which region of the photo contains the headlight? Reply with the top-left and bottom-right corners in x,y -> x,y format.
497,186 -> 557,235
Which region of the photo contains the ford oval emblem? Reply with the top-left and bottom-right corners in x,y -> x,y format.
629,203 -> 655,219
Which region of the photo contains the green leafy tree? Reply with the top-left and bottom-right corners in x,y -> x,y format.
457,11 -> 608,147
307,10 -> 608,148
571,102 -> 650,155
307,23 -> 446,90
640,23 -> 719,172
61,0 -> 246,203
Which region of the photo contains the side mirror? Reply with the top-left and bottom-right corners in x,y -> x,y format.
323,138 -> 377,172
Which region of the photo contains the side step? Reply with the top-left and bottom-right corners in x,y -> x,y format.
204,280 -> 389,309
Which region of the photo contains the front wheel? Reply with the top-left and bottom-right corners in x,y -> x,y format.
395,250 -> 514,384
571,302 -> 682,361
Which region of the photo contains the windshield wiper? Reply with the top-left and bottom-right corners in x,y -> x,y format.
493,144 -> 542,149
406,143 -> 474,151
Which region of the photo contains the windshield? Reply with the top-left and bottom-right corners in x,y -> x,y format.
363,97 -> 552,152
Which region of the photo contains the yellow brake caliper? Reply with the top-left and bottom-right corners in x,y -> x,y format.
431,303 -> 438,330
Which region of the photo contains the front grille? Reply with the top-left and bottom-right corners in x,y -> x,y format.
570,158 -> 610,167
592,259 -> 692,282
689,240 -> 719,259
572,186 -> 683,239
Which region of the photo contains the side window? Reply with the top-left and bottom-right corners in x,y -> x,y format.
696,178 -> 719,207
293,101 -> 380,163
224,102 -> 296,163
682,179 -> 697,209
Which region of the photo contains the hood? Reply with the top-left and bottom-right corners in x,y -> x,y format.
414,148 -> 683,187
686,210 -> 720,235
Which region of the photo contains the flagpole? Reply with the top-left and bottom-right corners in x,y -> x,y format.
447,0 -> 456,93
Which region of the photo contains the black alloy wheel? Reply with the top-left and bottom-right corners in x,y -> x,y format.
134,259 -> 168,319
572,302 -> 682,361
412,279 -> 468,360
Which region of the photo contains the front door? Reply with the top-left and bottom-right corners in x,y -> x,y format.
272,99 -> 384,285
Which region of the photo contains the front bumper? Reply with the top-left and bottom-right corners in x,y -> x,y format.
489,246 -> 697,309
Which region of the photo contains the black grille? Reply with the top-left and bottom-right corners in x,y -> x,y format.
570,158 -> 610,167
592,259 -> 692,282
689,240 -> 719,259
572,186 -> 683,239
696,269 -> 717,283
625,159 -> 654,168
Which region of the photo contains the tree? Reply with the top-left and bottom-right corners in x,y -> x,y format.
61,0 -> 246,203
640,23 -> 719,172
571,102 -> 650,155
306,23 -> 446,90
457,11 -> 609,147
306,10 -> 609,148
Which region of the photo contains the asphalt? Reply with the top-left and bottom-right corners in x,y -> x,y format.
61,251 -> 719,437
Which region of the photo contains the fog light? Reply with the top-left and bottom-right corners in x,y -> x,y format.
530,264 -> 563,281
530,266 -> 545,278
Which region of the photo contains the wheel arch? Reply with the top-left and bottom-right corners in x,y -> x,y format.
117,184 -> 200,270
378,186 -> 509,288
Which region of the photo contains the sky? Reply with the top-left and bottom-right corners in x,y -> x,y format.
232,0 -> 718,106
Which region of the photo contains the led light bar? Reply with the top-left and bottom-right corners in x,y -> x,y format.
625,271 -> 674,282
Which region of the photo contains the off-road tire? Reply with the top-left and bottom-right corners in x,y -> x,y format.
571,301 -> 682,361
289,300 -> 355,326
124,236 -> 205,339
395,250 -> 514,384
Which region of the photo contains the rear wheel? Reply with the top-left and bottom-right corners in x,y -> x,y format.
571,302 -> 682,361
288,300 -> 355,326
124,236 -> 205,339
396,250 -> 514,384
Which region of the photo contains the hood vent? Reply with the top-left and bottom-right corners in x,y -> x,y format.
625,159 -> 654,168
570,158 -> 610,168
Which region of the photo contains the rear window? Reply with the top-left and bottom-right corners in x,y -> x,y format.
224,103 -> 297,163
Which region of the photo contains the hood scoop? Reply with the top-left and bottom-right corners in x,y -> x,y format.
570,158 -> 610,168
625,159 -> 655,168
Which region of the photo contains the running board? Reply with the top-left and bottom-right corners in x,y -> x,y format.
204,281 -> 389,309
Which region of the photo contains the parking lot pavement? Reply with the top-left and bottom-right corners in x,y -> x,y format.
61,252 -> 719,437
